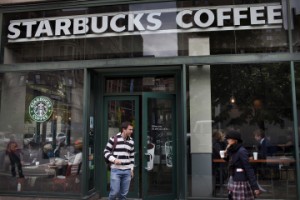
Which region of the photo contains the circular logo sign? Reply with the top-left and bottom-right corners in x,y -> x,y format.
29,96 -> 53,122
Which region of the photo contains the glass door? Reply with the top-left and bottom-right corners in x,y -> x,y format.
102,93 -> 176,200
142,93 -> 176,200
102,96 -> 140,197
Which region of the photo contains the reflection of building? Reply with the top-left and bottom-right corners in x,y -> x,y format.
0,71 -> 83,147
0,72 -> 26,135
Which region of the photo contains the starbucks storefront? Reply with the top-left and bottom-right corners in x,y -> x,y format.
0,0 -> 300,199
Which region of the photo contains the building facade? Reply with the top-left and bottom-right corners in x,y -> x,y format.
0,0 -> 299,199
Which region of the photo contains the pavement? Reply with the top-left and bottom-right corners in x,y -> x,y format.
0,194 -> 100,200
0,198 -> 70,200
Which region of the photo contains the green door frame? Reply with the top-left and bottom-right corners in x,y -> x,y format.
142,92 -> 177,200
94,69 -> 182,199
100,93 -> 178,200
100,95 -> 140,197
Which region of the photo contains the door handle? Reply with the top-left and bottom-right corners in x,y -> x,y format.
144,152 -> 152,171
134,152 -> 138,168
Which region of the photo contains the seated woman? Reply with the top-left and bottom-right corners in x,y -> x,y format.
52,139 -> 83,190
212,129 -> 226,159
67,138 -> 82,176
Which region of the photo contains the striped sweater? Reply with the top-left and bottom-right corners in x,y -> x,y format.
103,132 -> 135,170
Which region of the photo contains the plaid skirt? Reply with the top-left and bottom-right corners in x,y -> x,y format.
227,178 -> 255,200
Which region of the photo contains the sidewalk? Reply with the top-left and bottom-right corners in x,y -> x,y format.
0,197 -> 142,200
0,198 -> 69,200
0,194 -> 100,200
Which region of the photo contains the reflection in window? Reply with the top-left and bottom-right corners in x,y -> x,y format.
0,74 -> 2,112
105,76 -> 175,93
0,70 -> 84,194
2,0 -> 290,64
187,63 -> 298,199
293,11 -> 300,52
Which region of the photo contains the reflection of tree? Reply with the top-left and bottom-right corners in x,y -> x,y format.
24,71 -> 81,124
23,72 -> 81,148
211,64 -> 292,129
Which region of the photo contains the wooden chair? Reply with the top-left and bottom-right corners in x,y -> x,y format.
280,164 -> 297,198
52,163 -> 81,191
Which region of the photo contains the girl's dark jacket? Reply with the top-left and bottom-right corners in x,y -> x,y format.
225,143 -> 259,190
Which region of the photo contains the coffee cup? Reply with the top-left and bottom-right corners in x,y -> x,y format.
219,150 -> 225,158
253,152 -> 258,160
49,158 -> 55,165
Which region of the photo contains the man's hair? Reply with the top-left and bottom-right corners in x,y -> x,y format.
121,121 -> 133,131
254,129 -> 265,138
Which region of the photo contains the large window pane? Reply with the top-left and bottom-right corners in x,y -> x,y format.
0,70 -> 84,194
187,63 -> 297,199
293,7 -> 300,52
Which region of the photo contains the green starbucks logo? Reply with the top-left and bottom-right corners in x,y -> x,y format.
29,96 -> 53,122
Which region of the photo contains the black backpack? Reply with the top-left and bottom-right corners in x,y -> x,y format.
105,135 -> 117,170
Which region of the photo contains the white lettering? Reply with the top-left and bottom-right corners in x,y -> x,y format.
110,14 -> 126,32
128,13 -> 145,31
6,3 -> 284,42
55,18 -> 71,36
8,22 -> 21,39
233,7 -> 248,26
250,6 -> 265,25
217,8 -> 231,26
267,5 -> 283,24
176,10 -> 193,29
23,21 -> 37,37
91,16 -> 108,33
147,13 -> 162,30
34,20 -> 53,37
194,9 -> 214,28
73,17 -> 89,34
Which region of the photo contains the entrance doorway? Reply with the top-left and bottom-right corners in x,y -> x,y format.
100,75 -> 177,200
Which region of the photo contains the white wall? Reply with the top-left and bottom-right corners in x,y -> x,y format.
189,37 -> 212,153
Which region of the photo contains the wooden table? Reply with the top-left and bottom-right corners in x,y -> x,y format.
213,156 -> 295,164
23,163 -> 50,176
212,156 -> 295,196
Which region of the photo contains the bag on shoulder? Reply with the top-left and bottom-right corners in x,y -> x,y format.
105,135 -> 117,170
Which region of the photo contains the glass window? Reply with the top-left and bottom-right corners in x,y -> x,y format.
187,63 -> 297,199
0,70 -> 84,194
88,75 -> 96,191
0,0 -> 57,5
105,76 -> 175,93
292,7 -> 300,52
1,0 -> 289,64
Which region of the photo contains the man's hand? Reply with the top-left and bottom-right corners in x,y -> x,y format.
131,170 -> 134,178
114,159 -> 122,165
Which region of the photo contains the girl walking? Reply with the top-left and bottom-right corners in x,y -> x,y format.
224,130 -> 260,200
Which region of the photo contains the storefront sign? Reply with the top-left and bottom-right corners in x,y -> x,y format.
29,96 -> 53,122
8,3 -> 283,43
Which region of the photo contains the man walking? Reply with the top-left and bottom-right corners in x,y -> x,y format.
104,121 -> 135,200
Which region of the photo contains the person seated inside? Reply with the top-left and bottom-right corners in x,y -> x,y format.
67,138 -> 82,176
212,129 -> 227,185
253,129 -> 273,159
277,132 -> 294,156
253,129 -> 278,179
212,129 -> 226,159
